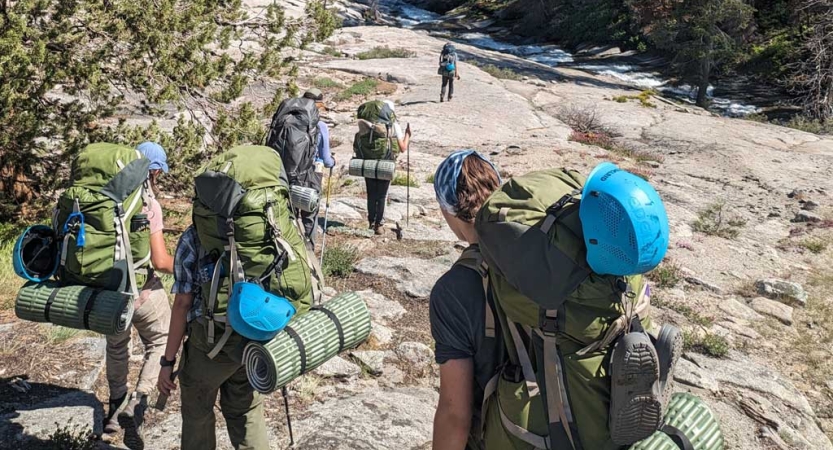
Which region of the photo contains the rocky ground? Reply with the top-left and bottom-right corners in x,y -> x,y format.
2,1 -> 833,449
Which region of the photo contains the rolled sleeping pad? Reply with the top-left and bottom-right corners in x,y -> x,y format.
629,393 -> 723,450
289,185 -> 320,213
243,291 -> 371,393
15,281 -> 134,335
348,158 -> 396,181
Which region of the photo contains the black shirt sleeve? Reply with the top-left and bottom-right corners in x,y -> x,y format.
430,266 -> 485,365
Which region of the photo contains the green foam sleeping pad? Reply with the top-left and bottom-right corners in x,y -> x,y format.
630,393 -> 723,450
348,158 -> 396,180
15,281 -> 134,335
243,291 -> 371,393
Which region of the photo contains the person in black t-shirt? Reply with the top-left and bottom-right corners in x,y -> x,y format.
429,150 -> 502,450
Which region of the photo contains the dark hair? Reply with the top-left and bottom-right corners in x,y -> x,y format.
455,156 -> 500,222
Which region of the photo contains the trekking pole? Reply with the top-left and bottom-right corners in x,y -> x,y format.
319,167 -> 333,270
282,386 -> 295,446
406,124 -> 411,227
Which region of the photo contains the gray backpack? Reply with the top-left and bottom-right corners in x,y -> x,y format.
266,98 -> 321,190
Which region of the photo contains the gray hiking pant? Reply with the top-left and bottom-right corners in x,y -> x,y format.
441,75 -> 455,100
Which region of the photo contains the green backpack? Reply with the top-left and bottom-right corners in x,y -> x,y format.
53,143 -> 151,297
474,168 -> 651,450
192,145 -> 321,358
353,100 -> 400,160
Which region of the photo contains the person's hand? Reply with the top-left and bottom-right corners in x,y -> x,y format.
158,366 -> 177,396
457,74 -> 461,81
405,123 -> 412,137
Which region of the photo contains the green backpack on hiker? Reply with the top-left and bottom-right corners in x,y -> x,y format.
353,100 -> 400,160
473,168 -> 655,450
53,143 -> 152,297
192,145 -> 321,358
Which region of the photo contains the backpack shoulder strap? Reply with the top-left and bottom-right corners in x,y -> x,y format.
454,246 -> 494,339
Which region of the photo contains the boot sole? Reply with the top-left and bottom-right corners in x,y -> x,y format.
609,332 -> 662,445
118,414 -> 145,450
656,324 -> 683,405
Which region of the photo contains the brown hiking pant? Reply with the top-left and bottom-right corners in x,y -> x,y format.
179,323 -> 268,450
106,277 -> 171,399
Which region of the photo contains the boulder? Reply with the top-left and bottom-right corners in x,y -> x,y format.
750,297 -> 794,325
291,387 -> 438,450
314,356 -> 362,379
0,391 -> 103,445
718,298 -> 764,322
754,278 -> 807,307
355,253 -> 457,298
359,290 -> 407,324
350,350 -> 391,375
793,211 -> 822,223
369,322 -> 395,346
396,342 -> 434,367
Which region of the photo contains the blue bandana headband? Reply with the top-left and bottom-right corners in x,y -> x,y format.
434,150 -> 501,215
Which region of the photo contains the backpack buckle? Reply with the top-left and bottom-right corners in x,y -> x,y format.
539,310 -> 559,336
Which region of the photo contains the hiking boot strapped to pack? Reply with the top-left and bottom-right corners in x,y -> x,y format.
471,163 -> 675,449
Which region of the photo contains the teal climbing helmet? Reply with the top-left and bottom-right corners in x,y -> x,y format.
580,162 -> 669,276
227,282 -> 296,341
13,225 -> 59,282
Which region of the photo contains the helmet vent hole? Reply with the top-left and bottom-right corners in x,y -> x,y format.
589,238 -> 598,245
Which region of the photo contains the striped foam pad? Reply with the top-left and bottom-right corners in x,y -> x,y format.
348,159 -> 396,181
244,291 -> 371,393
629,393 -> 723,450
15,281 -> 134,335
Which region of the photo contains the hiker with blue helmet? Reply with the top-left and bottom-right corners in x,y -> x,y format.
431,159 -> 685,450
429,150 -> 503,450
439,43 -> 461,103
104,141 -> 174,449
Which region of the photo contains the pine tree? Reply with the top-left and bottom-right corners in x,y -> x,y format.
0,0 -> 338,219
791,0 -> 833,122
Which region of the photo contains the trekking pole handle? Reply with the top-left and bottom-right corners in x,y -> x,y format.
155,368 -> 179,411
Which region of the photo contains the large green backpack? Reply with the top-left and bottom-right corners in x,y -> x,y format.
53,143 -> 151,297
192,145 -> 321,358
353,100 -> 400,160
474,168 -> 651,450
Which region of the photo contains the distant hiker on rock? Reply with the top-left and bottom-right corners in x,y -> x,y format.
158,145 -> 316,450
438,43 -> 460,103
301,88 -> 336,244
429,150 -> 502,450
352,99 -> 411,235
104,142 -> 174,450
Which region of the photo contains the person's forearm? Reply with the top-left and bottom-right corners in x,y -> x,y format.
432,408 -> 471,450
399,136 -> 410,151
163,296 -> 192,361
153,254 -> 174,274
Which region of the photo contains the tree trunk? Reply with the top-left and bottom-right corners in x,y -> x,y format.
696,58 -> 711,108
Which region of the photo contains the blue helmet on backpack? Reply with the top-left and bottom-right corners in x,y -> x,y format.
580,162 -> 669,276
13,225 -> 59,282
227,282 -> 296,341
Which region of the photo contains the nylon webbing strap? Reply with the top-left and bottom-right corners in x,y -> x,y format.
507,321 -> 539,397
43,287 -> 60,322
115,202 -> 140,299
207,323 -> 233,360
207,251 -> 226,345
499,402 -> 551,449
83,289 -> 104,330
480,372 -> 500,438
312,305 -> 345,352
662,424 -> 695,450
539,329 -> 576,450
284,326 -> 307,374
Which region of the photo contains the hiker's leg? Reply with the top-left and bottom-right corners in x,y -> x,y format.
375,179 -> 392,225
300,209 -> 317,241
106,326 -> 132,400
365,177 -> 378,226
219,365 -> 268,450
180,336 -> 226,450
132,281 -> 171,396
441,76 -> 449,99
448,76 -> 454,99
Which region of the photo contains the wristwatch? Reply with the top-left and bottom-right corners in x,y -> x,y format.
160,356 -> 176,368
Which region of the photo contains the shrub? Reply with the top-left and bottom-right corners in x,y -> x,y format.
356,46 -> 416,60
425,173 -> 435,183
313,77 -> 342,89
683,331 -> 730,358
692,201 -> 746,239
557,105 -> 609,134
785,115 -> 833,135
648,260 -> 683,288
335,78 -> 379,101
47,421 -> 95,450
392,173 -> 419,187
612,90 -> 658,108
321,46 -> 343,57
799,238 -> 828,254
745,112 -> 770,123
473,63 -> 522,80
322,244 -> 359,278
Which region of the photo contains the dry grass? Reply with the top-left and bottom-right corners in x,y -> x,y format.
558,105 -> 609,134
356,46 -> 416,60
648,259 -> 683,288
692,201 -> 747,239
0,235 -> 24,313
799,238 -> 828,254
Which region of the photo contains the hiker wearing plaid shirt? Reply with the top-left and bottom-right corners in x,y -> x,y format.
158,226 -> 268,450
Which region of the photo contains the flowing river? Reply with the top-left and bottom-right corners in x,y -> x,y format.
365,0 -> 762,117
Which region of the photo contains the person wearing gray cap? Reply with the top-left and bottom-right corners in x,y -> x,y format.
300,89 -> 336,243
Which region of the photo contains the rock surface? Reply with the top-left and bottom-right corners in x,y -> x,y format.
396,342 -> 435,367
314,356 -> 362,378
750,297 -> 795,325
359,290 -> 407,324
0,391 -> 103,446
754,278 -> 808,307
355,254 -> 458,298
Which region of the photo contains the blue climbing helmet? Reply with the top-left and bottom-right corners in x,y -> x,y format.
227,282 -> 296,341
580,162 -> 669,276
13,225 -> 59,282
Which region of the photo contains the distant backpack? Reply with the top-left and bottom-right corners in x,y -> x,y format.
53,143 -> 151,297
265,98 -> 321,190
192,145 -> 321,358
439,43 -> 457,75
473,169 -> 655,450
353,100 -> 400,160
